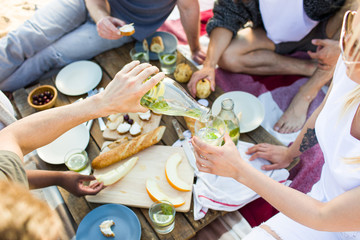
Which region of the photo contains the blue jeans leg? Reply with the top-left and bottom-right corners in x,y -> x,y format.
0,20 -> 133,91
0,0 -> 87,89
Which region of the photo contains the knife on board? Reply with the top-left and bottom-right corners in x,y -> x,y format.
171,119 -> 198,172
172,119 -> 185,141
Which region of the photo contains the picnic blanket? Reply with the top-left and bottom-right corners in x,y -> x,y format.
159,4 -> 326,239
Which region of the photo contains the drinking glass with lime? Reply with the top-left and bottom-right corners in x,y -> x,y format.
130,47 -> 149,63
149,200 -> 176,234
64,149 -> 91,175
195,115 -> 226,146
158,50 -> 177,74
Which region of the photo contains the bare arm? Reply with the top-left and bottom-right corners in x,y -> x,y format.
85,0 -> 125,39
193,130 -> 360,232
27,170 -> 104,196
85,0 -> 110,23
237,153 -> 360,232
0,62 -> 164,161
187,27 -> 233,96
177,0 -> 206,64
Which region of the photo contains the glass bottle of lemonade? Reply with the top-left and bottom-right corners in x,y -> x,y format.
217,98 -> 240,145
141,77 -> 210,120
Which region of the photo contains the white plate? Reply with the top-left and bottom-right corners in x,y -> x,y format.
135,31 -> 178,60
55,61 -> 102,96
37,124 -> 90,164
212,91 -> 265,133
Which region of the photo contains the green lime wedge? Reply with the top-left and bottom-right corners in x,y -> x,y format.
133,52 -> 145,60
162,54 -> 176,65
65,153 -> 88,172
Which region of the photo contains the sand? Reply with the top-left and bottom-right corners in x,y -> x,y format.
0,0 -> 48,38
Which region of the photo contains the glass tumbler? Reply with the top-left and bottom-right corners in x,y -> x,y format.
149,200 -> 176,234
64,148 -> 91,175
195,115 -> 226,146
130,46 -> 149,63
158,50 -> 177,74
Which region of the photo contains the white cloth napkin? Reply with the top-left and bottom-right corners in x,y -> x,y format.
173,133 -> 291,220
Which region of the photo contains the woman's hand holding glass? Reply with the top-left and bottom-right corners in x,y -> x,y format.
194,115 -> 226,147
192,133 -> 245,180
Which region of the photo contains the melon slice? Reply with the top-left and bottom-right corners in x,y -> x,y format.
96,157 -> 138,186
145,178 -> 185,207
165,153 -> 192,192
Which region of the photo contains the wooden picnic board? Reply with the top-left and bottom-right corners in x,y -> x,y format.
86,145 -> 194,212
102,112 -> 162,140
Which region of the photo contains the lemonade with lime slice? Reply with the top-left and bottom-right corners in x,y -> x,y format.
64,149 -> 91,175
196,127 -> 223,146
130,47 -> 149,63
132,52 -> 148,62
158,51 -> 177,74
149,201 -> 175,234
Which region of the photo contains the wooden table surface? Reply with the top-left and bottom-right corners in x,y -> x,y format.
11,42 -> 284,240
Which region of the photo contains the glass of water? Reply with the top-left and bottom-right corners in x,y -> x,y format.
64,149 -> 92,175
195,115 -> 226,146
130,46 -> 149,63
149,200 -> 176,234
158,50 -> 177,74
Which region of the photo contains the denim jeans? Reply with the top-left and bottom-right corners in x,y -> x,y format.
0,0 -> 133,91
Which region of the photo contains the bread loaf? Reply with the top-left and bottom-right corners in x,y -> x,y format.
184,117 -> 196,136
150,36 -> 164,53
92,126 -> 166,169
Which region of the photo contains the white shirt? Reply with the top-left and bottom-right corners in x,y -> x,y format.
312,58 -> 360,239
259,0 -> 319,44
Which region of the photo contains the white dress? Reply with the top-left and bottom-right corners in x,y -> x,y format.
245,57 -> 360,240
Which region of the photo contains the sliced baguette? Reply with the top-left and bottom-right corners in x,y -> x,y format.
92,126 -> 166,169
183,116 -> 196,136
119,23 -> 135,36
150,36 -> 164,53
107,137 -> 129,149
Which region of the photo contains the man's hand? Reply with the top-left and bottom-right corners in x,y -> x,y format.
308,39 -> 340,70
192,47 -> 207,65
96,16 -> 125,39
97,61 -> 165,115
60,172 -> 105,197
187,66 -> 215,97
246,143 -> 293,170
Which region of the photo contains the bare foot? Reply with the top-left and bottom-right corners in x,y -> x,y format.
273,94 -> 311,134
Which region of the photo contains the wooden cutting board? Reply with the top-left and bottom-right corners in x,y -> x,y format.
86,145 -> 195,212
102,112 -> 162,141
